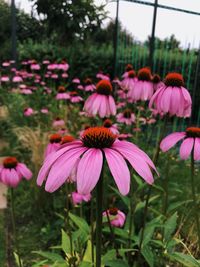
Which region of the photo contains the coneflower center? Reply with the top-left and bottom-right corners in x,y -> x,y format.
3,157 -> 18,169
70,91 -> 78,96
125,64 -> 133,72
123,109 -> 132,118
109,207 -> 118,216
103,119 -> 113,128
128,70 -> 136,78
186,127 -> 200,138
96,80 -> 112,96
61,135 -> 75,144
164,73 -> 184,87
49,134 -> 62,143
85,78 -> 92,85
58,86 -> 66,93
138,68 -> 151,81
82,127 -> 116,148
152,74 -> 161,84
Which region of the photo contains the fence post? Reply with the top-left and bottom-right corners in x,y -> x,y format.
113,0 -> 120,78
11,0 -> 17,64
191,45 -> 200,123
149,0 -> 158,69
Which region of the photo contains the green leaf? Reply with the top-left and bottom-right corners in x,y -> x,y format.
79,261 -> 93,267
135,195 -> 160,212
102,249 -> 135,263
61,229 -> 71,254
83,240 -> 94,263
103,259 -> 129,267
69,212 -> 90,234
32,251 -> 66,263
167,200 -> 192,212
13,252 -> 23,267
164,212 -> 177,242
141,246 -> 154,267
109,186 -> 130,207
168,252 -> 199,267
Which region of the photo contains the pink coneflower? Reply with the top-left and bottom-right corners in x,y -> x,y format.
42,60 -> 50,65
56,86 -> 70,100
71,192 -> 91,205
118,133 -> 133,140
62,73 -> 68,78
57,128 -> 69,136
117,109 -> 136,125
51,74 -> 58,79
2,62 -> 10,67
152,74 -> 164,91
58,62 -> 69,72
24,107 -> 34,117
84,80 -> 116,118
122,64 -> 134,78
1,76 -> 9,82
129,67 -> 153,102
149,73 -> 192,118
70,91 -> 83,103
84,78 -> 96,92
139,117 -> 156,125
121,70 -> 137,94
72,78 -> 80,84
52,117 -> 65,128
37,127 -> 157,195
31,64 -> 40,70
160,127 -> 200,160
96,72 -> 110,81
60,135 -> 75,144
41,108 -> 49,114
12,76 -> 23,83
21,88 -> 33,95
44,134 -> 62,158
0,157 -> 32,187
103,119 -> 119,135
103,207 -> 126,228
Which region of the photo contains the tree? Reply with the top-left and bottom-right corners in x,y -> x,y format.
30,0 -> 107,44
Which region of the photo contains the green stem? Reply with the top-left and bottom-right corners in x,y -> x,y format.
96,168 -> 104,267
163,156 -> 170,216
90,199 -> 95,266
10,188 -> 22,267
190,154 -> 200,248
138,116 -> 168,258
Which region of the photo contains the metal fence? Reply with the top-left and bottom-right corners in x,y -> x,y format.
113,0 -> 200,123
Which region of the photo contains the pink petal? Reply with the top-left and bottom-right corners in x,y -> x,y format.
160,132 -> 186,152
45,147 -> 87,192
113,143 -> 154,184
194,138 -> 200,161
37,141 -> 82,186
179,138 -> 194,160
108,95 -> 116,115
16,163 -> 32,180
77,148 -> 103,194
104,148 -> 130,195
160,87 -> 172,113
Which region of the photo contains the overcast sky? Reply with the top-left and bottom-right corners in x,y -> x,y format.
14,0 -> 200,48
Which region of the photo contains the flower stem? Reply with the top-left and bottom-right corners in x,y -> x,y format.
10,188 -> 22,267
190,154 -> 200,248
96,168 -> 104,267
138,116 -> 167,258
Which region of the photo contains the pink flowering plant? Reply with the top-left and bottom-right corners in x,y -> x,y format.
0,57 -> 199,267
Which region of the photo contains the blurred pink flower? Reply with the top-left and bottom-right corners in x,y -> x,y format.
70,92 -> 83,103
103,119 -> 119,135
84,78 -> 96,92
117,109 -> 136,125
12,76 -> 23,83
1,76 -> 9,82
44,134 -> 62,158
41,108 -> 49,114
84,80 -> 116,118
103,208 -> 126,228
0,157 -> 32,187
149,73 -> 192,118
37,127 -> 157,195
160,127 -> 200,161
52,118 -> 65,128
129,67 -> 153,102
71,192 -> 91,205
24,107 -> 34,117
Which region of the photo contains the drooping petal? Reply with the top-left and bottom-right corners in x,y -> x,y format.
179,137 -> 194,160
45,147 -> 87,192
16,163 -> 32,180
77,148 -> 103,195
113,143 -> 154,184
108,95 -> 116,115
37,141 -> 82,186
160,132 -> 186,152
194,138 -> 200,161
104,148 -> 130,195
